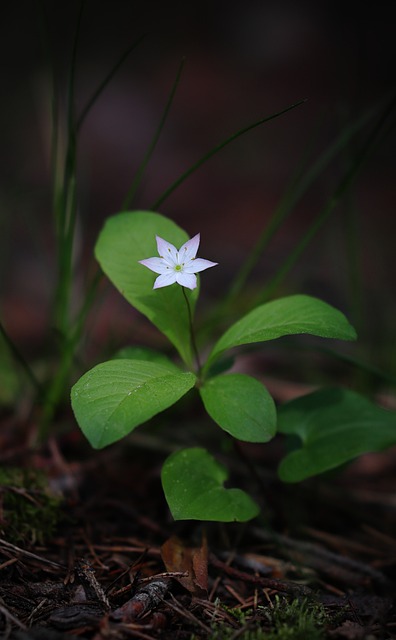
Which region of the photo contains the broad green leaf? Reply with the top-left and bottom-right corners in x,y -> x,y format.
113,345 -> 180,371
200,373 -> 276,442
162,447 -> 260,522
71,359 -> 196,449
277,387 -> 396,482
95,211 -> 198,366
206,295 -> 357,366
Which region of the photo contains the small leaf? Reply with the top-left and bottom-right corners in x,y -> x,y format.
95,211 -> 198,366
113,345 -> 180,371
162,447 -> 260,522
200,373 -> 276,442
71,359 -> 196,448
277,387 -> 396,482
161,535 -> 208,595
207,295 -> 357,366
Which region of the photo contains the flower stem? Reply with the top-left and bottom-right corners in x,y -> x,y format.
182,287 -> 201,375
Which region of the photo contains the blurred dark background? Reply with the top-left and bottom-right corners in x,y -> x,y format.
1,1 -> 395,378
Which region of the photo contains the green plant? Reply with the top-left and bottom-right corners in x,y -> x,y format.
261,596 -> 329,640
0,5 -> 305,440
191,597 -> 329,639
2,5 -> 394,527
69,207 -> 396,523
66,88 -> 396,525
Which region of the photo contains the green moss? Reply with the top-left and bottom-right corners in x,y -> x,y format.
0,467 -> 62,544
262,596 -> 328,640
191,596 -> 330,640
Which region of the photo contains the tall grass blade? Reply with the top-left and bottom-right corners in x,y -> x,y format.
76,35 -> 146,133
258,95 -> 396,303
122,57 -> 186,210
225,108 -> 376,305
40,3 -> 84,438
313,345 -> 396,387
151,100 -> 307,210
70,267 -> 103,348
37,0 -> 63,234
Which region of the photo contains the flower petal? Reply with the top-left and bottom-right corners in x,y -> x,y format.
153,271 -> 178,289
183,258 -> 218,273
175,272 -> 197,289
139,232 -> 217,290
139,257 -> 168,274
179,233 -> 200,263
156,236 -> 178,266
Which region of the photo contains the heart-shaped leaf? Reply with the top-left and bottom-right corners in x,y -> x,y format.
277,387 -> 396,482
200,373 -> 276,442
71,359 -> 196,448
206,295 -> 357,367
95,211 -> 198,366
162,447 -> 260,522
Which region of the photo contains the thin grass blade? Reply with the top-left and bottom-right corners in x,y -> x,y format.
151,100 -> 307,210
76,34 -> 146,132
122,57 -> 186,210
258,94 -> 396,303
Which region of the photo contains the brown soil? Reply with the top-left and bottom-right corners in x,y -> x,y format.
0,406 -> 395,640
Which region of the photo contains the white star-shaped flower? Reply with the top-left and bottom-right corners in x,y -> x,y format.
139,234 -> 217,290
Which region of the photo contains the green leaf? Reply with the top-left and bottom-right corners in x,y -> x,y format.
95,211 -> 198,366
162,447 -> 260,522
277,387 -> 396,482
200,373 -> 276,442
113,345 -> 180,371
71,359 -> 196,449
207,295 -> 357,366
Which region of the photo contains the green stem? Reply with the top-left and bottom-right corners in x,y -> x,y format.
70,267 -> 103,344
182,287 -> 201,375
38,270 -> 101,442
39,340 -> 75,436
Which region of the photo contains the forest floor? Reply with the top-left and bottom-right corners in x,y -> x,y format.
0,393 -> 396,640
